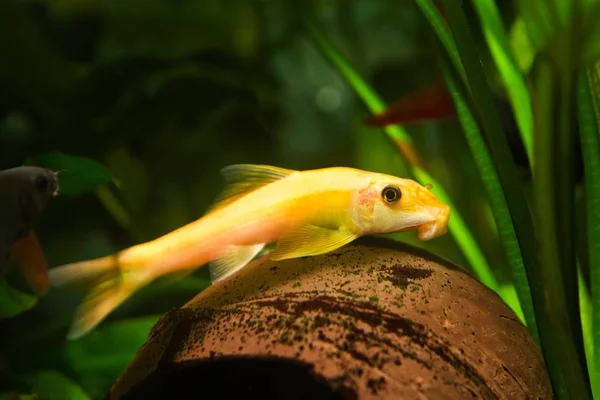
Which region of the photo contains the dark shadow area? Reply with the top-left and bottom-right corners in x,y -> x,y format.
118,355 -> 355,400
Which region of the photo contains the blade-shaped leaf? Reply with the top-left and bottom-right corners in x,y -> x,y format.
439,58 -> 537,341
470,0 -> 533,165
530,55 -> 590,399
442,0 -> 591,397
579,66 -> 600,398
579,264 -> 598,399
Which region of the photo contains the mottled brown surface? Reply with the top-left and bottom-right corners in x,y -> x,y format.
108,236 -> 552,399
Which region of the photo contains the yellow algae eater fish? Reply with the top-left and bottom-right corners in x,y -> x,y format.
49,164 -> 450,339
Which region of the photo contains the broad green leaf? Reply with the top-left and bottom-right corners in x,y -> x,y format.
26,152 -> 115,197
471,0 -> 533,166
62,315 -> 160,399
579,67 -> 600,398
0,278 -> 37,318
304,20 -> 503,296
13,370 -> 91,400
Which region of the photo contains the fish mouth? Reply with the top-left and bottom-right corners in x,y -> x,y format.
416,205 -> 450,240
51,169 -> 63,197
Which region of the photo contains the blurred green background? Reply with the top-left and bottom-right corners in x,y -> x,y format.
0,0 -> 525,398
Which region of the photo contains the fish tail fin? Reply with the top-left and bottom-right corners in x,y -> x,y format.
49,254 -> 147,340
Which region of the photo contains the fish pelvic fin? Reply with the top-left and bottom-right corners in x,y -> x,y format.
49,254 -> 149,340
269,224 -> 358,261
9,232 -> 50,296
209,243 -> 266,283
207,164 -> 296,213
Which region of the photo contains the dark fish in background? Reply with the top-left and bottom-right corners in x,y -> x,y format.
0,166 -> 59,295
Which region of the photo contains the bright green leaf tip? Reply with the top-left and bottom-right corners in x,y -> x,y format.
0,278 -> 38,318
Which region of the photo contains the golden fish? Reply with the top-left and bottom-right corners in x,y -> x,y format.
49,164 -> 450,339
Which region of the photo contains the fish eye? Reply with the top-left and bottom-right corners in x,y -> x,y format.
35,175 -> 51,193
382,185 -> 402,204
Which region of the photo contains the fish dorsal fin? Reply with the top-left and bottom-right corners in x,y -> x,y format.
209,243 -> 266,283
208,164 -> 296,212
269,224 -> 358,261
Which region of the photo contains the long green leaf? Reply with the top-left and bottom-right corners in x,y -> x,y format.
442,1 -> 587,397
439,58 -> 537,341
579,264 -> 598,399
470,0 -> 534,165
303,20 -> 503,296
413,0 -> 465,82
443,0 -> 540,328
415,0 -> 534,168
579,67 -> 600,398
531,55 -> 590,399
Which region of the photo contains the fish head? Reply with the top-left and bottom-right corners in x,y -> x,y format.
23,166 -> 60,202
355,175 -> 450,240
1,166 -> 60,226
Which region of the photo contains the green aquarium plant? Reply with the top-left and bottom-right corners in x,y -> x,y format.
306,0 -> 600,399
0,1 -> 599,398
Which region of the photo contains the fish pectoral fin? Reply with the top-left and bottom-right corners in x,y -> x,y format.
209,243 -> 266,283
269,225 -> 358,261
208,164 -> 297,212
9,232 -> 50,296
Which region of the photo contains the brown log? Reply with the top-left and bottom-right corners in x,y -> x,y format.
107,236 -> 552,400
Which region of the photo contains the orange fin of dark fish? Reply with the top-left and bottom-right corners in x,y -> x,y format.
9,232 -> 50,296
365,81 -> 456,127
209,243 -> 266,283
269,224 -> 357,261
208,164 -> 297,212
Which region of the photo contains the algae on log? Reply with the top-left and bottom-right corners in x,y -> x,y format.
107,236 -> 552,400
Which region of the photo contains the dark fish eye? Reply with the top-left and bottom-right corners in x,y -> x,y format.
35,175 -> 51,193
382,185 -> 402,204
